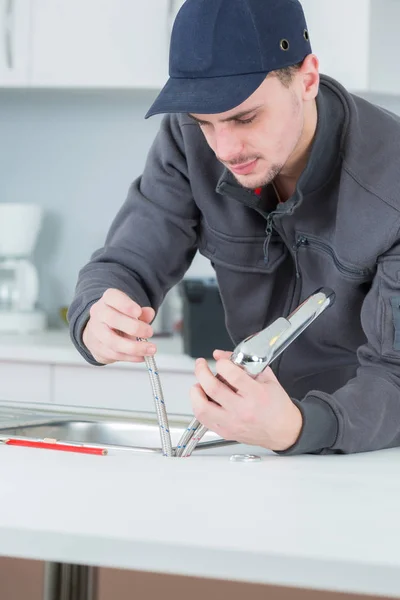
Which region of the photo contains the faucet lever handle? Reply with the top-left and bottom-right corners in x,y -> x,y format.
230,317 -> 291,376
230,287 -> 335,378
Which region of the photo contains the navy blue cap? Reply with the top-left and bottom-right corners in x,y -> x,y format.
145,0 -> 312,119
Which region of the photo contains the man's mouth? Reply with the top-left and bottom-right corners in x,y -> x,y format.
229,159 -> 259,175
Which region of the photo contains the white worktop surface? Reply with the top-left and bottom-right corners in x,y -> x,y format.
0,330 -> 208,371
1,437 -> 400,597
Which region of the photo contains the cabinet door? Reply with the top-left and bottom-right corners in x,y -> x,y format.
0,558 -> 43,600
30,0 -> 172,88
0,0 -> 31,86
0,361 -> 52,404
300,0 -> 371,92
52,364 -> 195,415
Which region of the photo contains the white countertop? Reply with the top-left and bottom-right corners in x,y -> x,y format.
1,438 -> 400,597
0,330 -> 209,371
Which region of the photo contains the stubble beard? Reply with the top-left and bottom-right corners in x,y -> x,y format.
232,163 -> 284,190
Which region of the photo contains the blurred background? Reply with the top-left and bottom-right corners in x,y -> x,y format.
0,0 -> 399,334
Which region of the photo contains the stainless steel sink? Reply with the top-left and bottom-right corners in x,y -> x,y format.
0,401 -> 234,454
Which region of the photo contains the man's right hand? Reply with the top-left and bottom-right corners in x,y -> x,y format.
82,288 -> 156,365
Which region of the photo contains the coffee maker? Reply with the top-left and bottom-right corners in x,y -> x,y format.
0,203 -> 46,333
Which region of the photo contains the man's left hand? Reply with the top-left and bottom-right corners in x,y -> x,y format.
191,350 -> 303,452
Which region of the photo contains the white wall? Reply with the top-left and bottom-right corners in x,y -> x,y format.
0,88 -> 399,327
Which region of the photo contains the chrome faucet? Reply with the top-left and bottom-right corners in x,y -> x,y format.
175,287 -> 335,457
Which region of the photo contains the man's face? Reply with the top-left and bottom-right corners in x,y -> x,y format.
188,71 -> 312,189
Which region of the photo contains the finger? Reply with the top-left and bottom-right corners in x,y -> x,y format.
216,359 -> 258,397
84,328 -> 149,364
141,306 -> 156,324
102,288 -> 142,318
95,323 -> 157,357
213,349 -> 233,360
96,304 -> 153,339
194,358 -> 237,408
91,341 -> 147,365
190,383 -> 225,429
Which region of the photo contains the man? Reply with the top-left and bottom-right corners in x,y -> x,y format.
68,0 -> 400,455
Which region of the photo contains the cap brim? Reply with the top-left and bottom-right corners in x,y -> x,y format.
145,72 -> 267,119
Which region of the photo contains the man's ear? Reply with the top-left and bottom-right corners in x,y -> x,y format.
300,54 -> 320,101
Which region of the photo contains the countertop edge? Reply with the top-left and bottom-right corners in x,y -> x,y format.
0,331 -> 216,371
1,528 -> 399,598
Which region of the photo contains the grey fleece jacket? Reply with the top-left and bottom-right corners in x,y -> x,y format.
68,74 -> 400,456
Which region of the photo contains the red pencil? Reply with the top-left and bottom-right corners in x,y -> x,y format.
5,438 -> 107,456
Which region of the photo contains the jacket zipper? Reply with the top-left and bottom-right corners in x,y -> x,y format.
295,235 -> 369,277
273,225 -> 302,381
263,213 -> 275,264
293,236 -> 307,278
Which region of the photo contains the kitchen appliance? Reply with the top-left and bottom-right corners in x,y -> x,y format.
0,203 -> 46,333
180,277 -> 234,358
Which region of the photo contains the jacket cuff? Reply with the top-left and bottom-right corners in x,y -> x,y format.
69,300 -> 105,366
276,396 -> 339,456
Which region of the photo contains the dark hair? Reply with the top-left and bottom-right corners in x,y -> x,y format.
272,61 -> 303,87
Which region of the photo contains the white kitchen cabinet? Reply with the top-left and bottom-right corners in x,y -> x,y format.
0,359 -> 196,414
2,0 -> 399,94
0,333 -> 201,413
0,361 -> 52,404
0,0 -> 32,86
29,0 -> 174,88
52,363 -> 195,415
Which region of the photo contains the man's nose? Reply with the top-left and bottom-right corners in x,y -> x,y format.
214,130 -> 244,163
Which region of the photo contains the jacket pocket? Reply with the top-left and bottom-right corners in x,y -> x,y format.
296,234 -> 371,279
294,233 -> 373,354
378,258 -> 400,360
390,297 -> 400,351
198,222 -> 287,274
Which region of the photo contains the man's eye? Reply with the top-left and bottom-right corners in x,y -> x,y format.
237,117 -> 256,125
